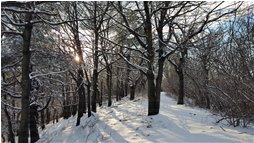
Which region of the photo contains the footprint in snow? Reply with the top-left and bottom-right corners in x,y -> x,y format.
147,125 -> 152,128
189,113 -> 196,116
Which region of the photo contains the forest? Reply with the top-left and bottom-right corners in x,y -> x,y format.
1,1 -> 254,143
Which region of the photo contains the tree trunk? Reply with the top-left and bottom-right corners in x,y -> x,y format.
155,25 -> 166,112
83,69 -> 91,118
155,59 -> 163,111
18,13 -> 33,143
130,85 -> 135,100
92,41 -> 98,112
37,87 -> 52,129
46,107 -> 50,124
2,73 -> 15,143
154,2 -> 169,111
76,68 -> 86,126
2,134 -> 6,143
72,85 -> 77,116
4,107 -> 15,143
70,2 -> 87,126
107,66 -> 112,106
120,80 -> 124,99
87,82 -> 91,117
204,87 -> 210,109
30,105 -> 39,143
67,89 -> 72,118
99,81 -> 103,106
62,85 -> 68,119
63,104 -> 67,119
53,109 -> 58,124
116,67 -> 120,101
56,114 -> 59,123
147,71 -> 159,115
203,57 -> 210,109
92,2 -> 99,113
124,54 -> 131,97
117,70 -> 123,101
144,1 -> 160,116
177,60 -> 184,105
40,110 -> 45,130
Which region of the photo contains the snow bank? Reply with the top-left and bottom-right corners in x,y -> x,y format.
37,92 -> 254,143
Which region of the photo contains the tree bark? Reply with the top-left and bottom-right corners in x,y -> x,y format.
62,85 -> 68,119
2,134 -> 6,143
202,53 -> 210,109
69,2 -> 87,126
4,109 -> 15,143
71,85 -> 77,116
92,2 -> 99,113
155,31 -> 164,113
107,65 -> 112,106
124,54 -> 131,97
99,81 -> 103,106
2,73 -> 15,143
120,80 -> 124,99
147,71 -> 159,115
92,36 -> 99,112
76,68 -> 86,126
130,85 -> 135,100
76,41 -> 86,116
116,66 -> 120,101
46,107 -> 50,123
40,110 -> 45,130
18,13 -> 33,143
30,105 -> 39,143
177,58 -> 184,105
87,82 -> 91,117
154,2 -> 170,111
144,1 -> 160,116
83,70 -> 92,117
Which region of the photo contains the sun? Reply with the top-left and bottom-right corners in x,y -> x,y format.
74,55 -> 80,62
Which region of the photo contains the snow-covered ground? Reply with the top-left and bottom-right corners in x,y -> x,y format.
37,92 -> 254,143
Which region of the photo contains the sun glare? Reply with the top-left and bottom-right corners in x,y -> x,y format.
75,55 -> 80,62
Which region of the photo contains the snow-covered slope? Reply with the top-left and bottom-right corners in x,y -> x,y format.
37,92 -> 254,143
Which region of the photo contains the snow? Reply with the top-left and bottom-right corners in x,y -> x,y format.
37,92 -> 254,143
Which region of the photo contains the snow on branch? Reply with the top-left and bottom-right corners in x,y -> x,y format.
98,33 -> 149,62
1,89 -> 22,98
1,1 -> 46,7
29,69 -> 68,79
110,2 -> 147,48
1,101 -> 21,110
1,11 -> 27,26
1,7 -> 56,16
38,96 -> 52,112
162,2 -> 242,59
34,14 -> 93,26
1,58 -> 22,70
118,53 -> 147,75
1,30 -> 23,36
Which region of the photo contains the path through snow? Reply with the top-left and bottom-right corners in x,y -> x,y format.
37,92 -> 254,143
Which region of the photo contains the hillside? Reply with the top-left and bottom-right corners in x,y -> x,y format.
37,92 -> 254,143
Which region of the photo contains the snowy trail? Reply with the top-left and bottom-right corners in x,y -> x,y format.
37,92 -> 254,143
